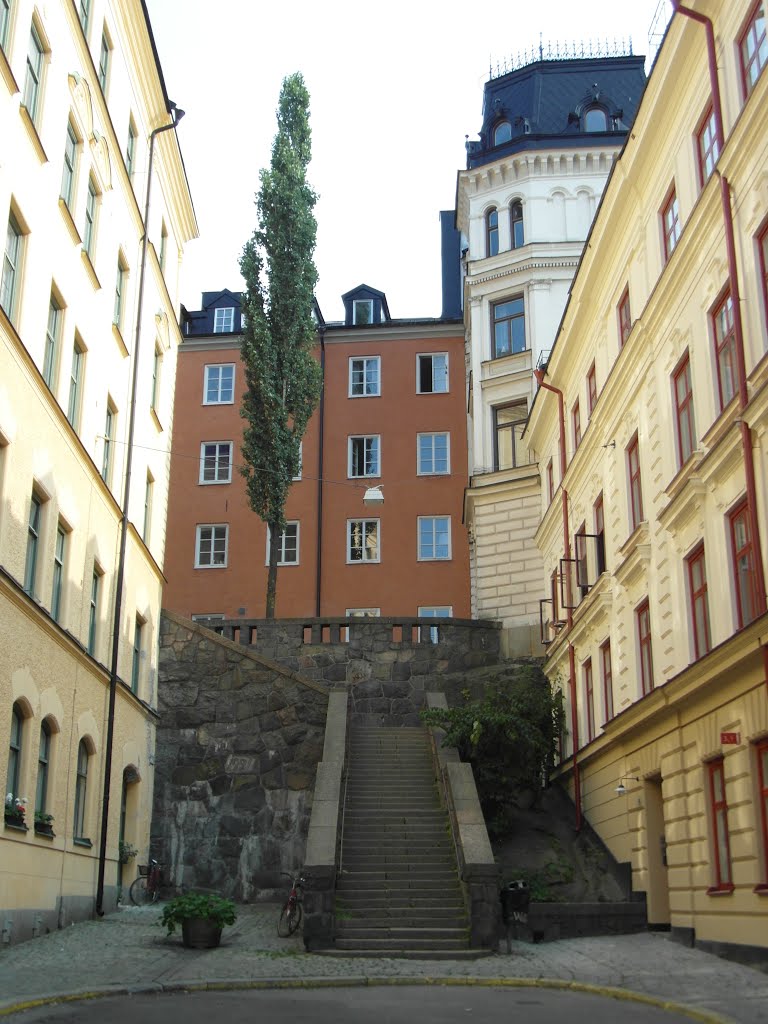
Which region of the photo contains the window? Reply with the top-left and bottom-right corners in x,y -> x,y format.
662,188 -> 681,261
696,105 -> 720,186
417,432 -> 449,475
637,599 -> 654,695
707,758 -> 733,890
113,258 -> 126,329
583,659 -> 595,743
199,441 -> 233,484
1,0 -> 10,51
757,740 -> 768,884
712,291 -> 737,410
494,402 -> 527,471
195,524 -> 228,568
348,435 -> 380,478
98,30 -> 110,92
67,339 -> 84,428
213,307 -> 234,333
729,499 -> 758,628
151,345 -> 162,412
267,522 -> 299,565
353,299 -> 373,325
349,356 -> 380,397
73,739 -> 89,840
584,106 -> 608,132
418,606 -> 452,644
83,178 -> 98,259
87,567 -> 100,655
510,201 -> 524,248
587,363 -> 597,417
601,639 -> 614,722
572,400 -> 581,451
51,521 -> 66,622
348,519 -> 379,563
24,492 -> 41,595
60,121 -> 78,208
418,516 -> 451,560
740,2 -> 767,96
687,543 -> 711,660
23,22 -> 44,124
575,521 -> 588,597
7,703 -> 23,807
101,402 -> 115,484
594,492 -> 606,575
673,352 -> 696,466
546,458 -> 554,504
492,297 -> 525,357
43,296 -> 61,389
159,223 -> 167,273
618,287 -> 632,347
417,353 -> 448,393
1,212 -> 24,323
131,617 -> 142,693
78,0 -> 89,34
36,720 -> 52,819
125,119 -> 137,179
143,473 -> 153,543
627,434 -> 644,531
493,121 -> 511,146
486,208 -> 499,257
760,222 -> 768,331
203,363 -> 234,404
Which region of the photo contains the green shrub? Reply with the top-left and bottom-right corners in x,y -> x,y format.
159,892 -> 237,936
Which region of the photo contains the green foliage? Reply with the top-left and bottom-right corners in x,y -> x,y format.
421,666 -> 565,828
118,840 -> 137,863
239,72 -> 322,616
506,859 -> 574,903
159,892 -> 237,936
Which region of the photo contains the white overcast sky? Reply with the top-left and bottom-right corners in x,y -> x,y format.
146,0 -> 669,321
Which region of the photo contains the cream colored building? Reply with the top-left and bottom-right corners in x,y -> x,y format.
0,0 -> 196,941
527,0 -> 768,961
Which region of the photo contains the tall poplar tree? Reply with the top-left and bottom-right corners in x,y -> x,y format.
239,73 -> 322,618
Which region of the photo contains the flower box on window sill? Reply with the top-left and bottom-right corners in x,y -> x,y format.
4,812 -> 28,831
705,883 -> 735,896
753,883 -> 768,895
74,836 -> 93,848
34,822 -> 55,838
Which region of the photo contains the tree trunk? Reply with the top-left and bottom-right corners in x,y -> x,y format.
266,521 -> 280,618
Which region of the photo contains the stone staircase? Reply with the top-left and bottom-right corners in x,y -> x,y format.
332,725 -> 480,958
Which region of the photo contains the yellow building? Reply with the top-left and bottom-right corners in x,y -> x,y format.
527,0 -> 768,962
1,0 -> 196,941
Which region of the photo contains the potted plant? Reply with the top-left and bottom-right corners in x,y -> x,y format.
34,810 -> 55,837
118,840 -> 138,864
4,793 -> 28,830
159,892 -> 236,949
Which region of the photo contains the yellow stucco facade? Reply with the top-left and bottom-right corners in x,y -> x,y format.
527,0 -> 768,959
1,0 -> 196,942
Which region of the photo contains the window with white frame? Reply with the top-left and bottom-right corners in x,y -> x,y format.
213,307 -> 235,333
195,524 -> 228,567
266,522 -> 299,565
345,608 -> 380,617
292,441 -> 303,481
199,441 -> 233,484
98,29 -> 110,92
348,435 -> 380,477
1,211 -> 25,324
418,516 -> 451,560
417,353 -> 448,393
203,363 -> 234,404
418,605 -> 452,644
353,299 -> 373,325
349,356 -> 380,397
23,21 -> 45,125
347,519 -> 379,562
417,432 -> 449,475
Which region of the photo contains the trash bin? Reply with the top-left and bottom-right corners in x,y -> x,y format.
500,880 -> 530,951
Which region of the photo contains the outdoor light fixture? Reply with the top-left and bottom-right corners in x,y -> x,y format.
615,776 -> 640,795
363,485 -> 384,506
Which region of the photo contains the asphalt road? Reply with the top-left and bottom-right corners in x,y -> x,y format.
7,988 -> 701,1023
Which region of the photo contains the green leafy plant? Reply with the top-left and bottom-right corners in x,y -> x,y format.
34,810 -> 54,825
118,840 -> 137,864
159,893 -> 237,936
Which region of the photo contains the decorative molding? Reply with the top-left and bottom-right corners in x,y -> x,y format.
68,72 -> 94,138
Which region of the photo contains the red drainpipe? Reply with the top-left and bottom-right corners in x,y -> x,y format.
534,368 -> 581,830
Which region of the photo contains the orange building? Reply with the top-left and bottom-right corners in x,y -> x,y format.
163,280 -> 471,621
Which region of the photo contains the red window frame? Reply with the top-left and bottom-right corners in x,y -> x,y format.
686,543 -> 711,660
594,492 -> 605,575
601,639 -> 614,722
729,498 -> 758,628
712,291 -> 738,411
572,399 -> 581,451
550,567 -> 559,624
583,658 -> 595,743
637,598 -> 654,695
759,220 -> 768,333
546,458 -> 554,504
486,207 -> 499,257
627,434 -> 643,530
587,363 -> 597,417
661,187 -> 681,262
757,740 -> 768,888
618,287 -> 631,347
673,352 -> 696,467
740,1 -> 767,97
696,104 -> 721,187
707,758 -> 734,892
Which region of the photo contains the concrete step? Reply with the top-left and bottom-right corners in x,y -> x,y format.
336,905 -> 466,921
313,948 -> 489,961
333,936 -> 470,951
341,854 -> 457,868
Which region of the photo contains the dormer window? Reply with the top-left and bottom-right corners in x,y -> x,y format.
213,307 -> 235,333
493,120 -> 512,146
584,107 -> 608,132
510,201 -> 524,249
353,299 -> 373,325
486,208 -> 499,257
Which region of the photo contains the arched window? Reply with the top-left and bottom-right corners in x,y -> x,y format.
510,201 -> 524,248
486,208 -> 499,257
493,120 -> 512,146
74,739 -> 90,840
584,107 -> 608,132
7,702 -> 23,804
36,719 -> 52,817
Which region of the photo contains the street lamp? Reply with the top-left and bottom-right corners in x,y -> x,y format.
363,485 -> 384,507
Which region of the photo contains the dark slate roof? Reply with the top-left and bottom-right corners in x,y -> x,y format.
467,55 -> 646,168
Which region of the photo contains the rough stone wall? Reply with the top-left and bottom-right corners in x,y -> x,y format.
153,612 -> 329,900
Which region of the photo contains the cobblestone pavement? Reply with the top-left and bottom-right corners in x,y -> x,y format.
1,905 -> 767,1023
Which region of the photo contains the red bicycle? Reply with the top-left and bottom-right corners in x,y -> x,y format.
277,870 -> 306,936
129,859 -> 163,905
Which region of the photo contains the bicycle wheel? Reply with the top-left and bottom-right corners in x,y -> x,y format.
277,899 -> 302,936
129,875 -> 152,906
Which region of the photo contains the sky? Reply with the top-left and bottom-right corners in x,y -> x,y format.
146,0 -> 669,322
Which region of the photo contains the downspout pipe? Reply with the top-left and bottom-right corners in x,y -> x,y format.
315,326 -> 326,617
96,106 -> 185,916
534,367 -> 581,830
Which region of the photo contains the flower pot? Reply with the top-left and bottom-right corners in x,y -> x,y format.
4,812 -> 27,830
34,822 -> 55,837
181,917 -> 222,949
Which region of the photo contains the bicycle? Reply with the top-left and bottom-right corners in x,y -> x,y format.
129,859 -> 164,905
277,870 -> 306,936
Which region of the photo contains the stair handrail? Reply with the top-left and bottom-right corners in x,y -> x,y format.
336,690 -> 353,880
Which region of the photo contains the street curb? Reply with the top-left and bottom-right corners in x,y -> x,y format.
0,975 -> 736,1023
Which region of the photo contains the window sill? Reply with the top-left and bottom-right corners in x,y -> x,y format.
81,248 -> 101,290
4,818 -> 28,832
194,563 -> 229,570
705,884 -> 734,896
59,198 -> 83,246
150,406 -> 163,432
112,322 -> 129,357
753,883 -> 768,895
34,824 -> 55,839
19,103 -> 48,163
0,46 -> 19,94
73,836 -> 93,848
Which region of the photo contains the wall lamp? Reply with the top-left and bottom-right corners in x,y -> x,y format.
363,485 -> 384,506
615,776 -> 640,795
